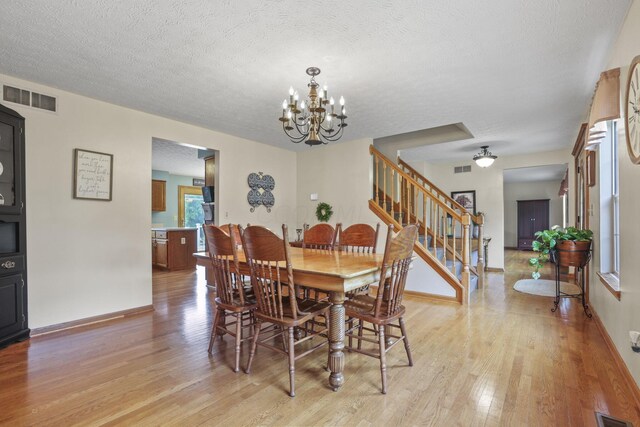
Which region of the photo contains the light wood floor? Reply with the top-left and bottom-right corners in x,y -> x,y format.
1,250 -> 639,426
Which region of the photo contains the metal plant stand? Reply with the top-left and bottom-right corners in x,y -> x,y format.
551,249 -> 592,318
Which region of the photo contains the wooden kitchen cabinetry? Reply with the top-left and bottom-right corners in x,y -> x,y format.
152,180 -> 166,212
151,229 -> 196,271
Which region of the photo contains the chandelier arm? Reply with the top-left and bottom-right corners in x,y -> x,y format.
320,109 -> 330,130
282,122 -> 309,143
286,132 -> 309,144
318,123 -> 338,137
320,125 -> 345,142
288,111 -> 313,137
319,118 -> 334,133
292,116 -> 310,134
320,119 -> 346,141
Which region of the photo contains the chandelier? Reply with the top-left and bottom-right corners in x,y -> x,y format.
279,67 -> 347,146
473,146 -> 498,168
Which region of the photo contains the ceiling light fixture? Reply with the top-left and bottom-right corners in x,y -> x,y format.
279,67 -> 347,146
473,146 -> 498,168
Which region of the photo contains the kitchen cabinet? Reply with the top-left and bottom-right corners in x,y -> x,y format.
152,228 -> 196,270
517,199 -> 549,251
152,180 -> 166,212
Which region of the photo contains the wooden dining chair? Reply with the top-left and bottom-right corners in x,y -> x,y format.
300,223 -> 338,301
240,224 -> 330,397
344,223 -> 418,394
337,223 -> 380,253
337,222 -> 381,298
203,224 -> 257,373
219,223 -> 242,247
302,223 -> 337,250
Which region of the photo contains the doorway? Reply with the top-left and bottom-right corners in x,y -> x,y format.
502,163 -> 568,258
151,138 -> 218,254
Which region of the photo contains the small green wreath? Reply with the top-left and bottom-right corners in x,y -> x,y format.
315,202 -> 333,222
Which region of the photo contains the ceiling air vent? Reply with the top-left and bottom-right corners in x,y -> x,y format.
3,84 -> 57,112
3,85 -> 30,106
454,165 -> 472,174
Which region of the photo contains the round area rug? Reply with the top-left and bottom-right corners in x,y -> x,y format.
513,279 -> 580,297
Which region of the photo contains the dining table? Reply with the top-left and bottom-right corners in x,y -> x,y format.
194,246 -> 385,391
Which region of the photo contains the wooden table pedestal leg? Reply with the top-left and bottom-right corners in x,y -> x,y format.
329,291 -> 346,391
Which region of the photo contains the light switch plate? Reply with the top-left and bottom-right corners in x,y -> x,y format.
310,193 -> 318,201
181,237 -> 186,244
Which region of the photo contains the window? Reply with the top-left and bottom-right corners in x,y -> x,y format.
178,185 -> 205,251
598,120 -> 620,297
562,193 -> 569,228
611,121 -> 620,274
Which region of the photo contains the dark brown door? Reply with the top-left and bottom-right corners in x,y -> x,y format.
517,200 -> 549,250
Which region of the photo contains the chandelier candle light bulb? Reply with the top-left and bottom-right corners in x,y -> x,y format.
279,66 -> 348,146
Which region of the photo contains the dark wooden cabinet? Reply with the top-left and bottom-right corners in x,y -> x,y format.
155,238 -> 168,268
152,229 -> 196,270
0,103 -> 29,348
517,199 -> 549,251
151,180 -> 166,212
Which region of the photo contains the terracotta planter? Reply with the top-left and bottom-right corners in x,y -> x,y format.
552,240 -> 592,268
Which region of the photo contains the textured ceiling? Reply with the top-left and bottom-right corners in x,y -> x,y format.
503,164 -> 567,184
152,139 -> 205,178
0,1 -> 631,160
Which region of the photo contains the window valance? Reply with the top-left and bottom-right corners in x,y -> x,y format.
588,68 -> 620,129
558,169 -> 569,196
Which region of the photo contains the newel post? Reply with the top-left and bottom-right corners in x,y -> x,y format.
461,213 -> 471,304
477,213 -> 485,288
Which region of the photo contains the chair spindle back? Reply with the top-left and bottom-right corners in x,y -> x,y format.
337,223 -> 380,254
303,223 -> 337,250
203,224 -> 246,306
240,225 -> 299,321
374,224 -> 418,317
219,223 -> 242,247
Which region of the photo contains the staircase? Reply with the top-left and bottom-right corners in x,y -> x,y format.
369,145 -> 485,304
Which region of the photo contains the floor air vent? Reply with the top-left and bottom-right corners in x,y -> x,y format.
3,84 -> 57,112
596,412 -> 634,427
454,165 -> 472,174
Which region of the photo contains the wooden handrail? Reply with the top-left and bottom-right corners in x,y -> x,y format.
397,156 -> 484,225
370,145 -> 463,221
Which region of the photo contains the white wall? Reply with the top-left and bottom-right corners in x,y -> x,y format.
296,138 -> 384,247
588,0 -> 640,387
1,73 -> 297,328
503,180 -> 564,248
411,149 -> 572,270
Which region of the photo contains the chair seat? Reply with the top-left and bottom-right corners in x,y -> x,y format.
254,296 -> 329,327
344,294 -> 405,325
215,296 -> 257,313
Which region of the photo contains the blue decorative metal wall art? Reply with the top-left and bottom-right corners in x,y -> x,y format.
247,172 -> 275,212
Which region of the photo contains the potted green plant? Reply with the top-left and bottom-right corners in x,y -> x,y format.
529,226 -> 593,279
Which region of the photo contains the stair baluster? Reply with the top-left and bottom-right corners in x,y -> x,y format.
369,145 -> 475,304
